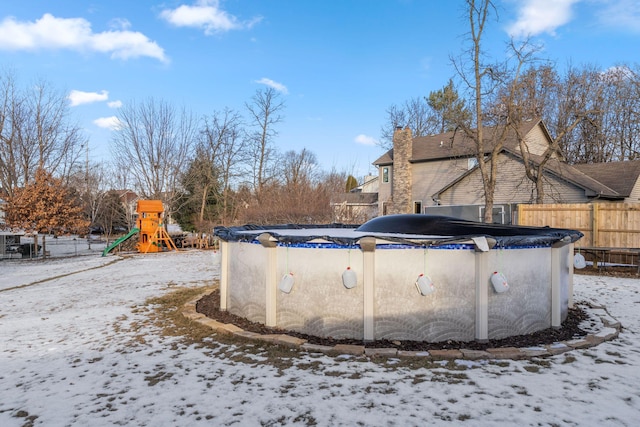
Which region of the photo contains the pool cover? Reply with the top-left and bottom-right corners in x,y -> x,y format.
214,214 -> 583,247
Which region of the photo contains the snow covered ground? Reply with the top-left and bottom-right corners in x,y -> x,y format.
1,250 -> 639,426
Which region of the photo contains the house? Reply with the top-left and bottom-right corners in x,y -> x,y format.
372,119 -> 629,223
330,175 -> 379,223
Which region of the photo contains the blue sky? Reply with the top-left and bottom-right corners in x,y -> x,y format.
1,0 -> 639,181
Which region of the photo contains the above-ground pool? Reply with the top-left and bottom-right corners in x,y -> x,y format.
214,215 -> 583,343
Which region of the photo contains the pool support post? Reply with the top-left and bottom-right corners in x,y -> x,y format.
258,233 -> 278,327
473,237 -> 491,342
219,240 -> 229,311
359,237 -> 376,341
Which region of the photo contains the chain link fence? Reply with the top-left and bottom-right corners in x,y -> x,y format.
1,235 -> 108,260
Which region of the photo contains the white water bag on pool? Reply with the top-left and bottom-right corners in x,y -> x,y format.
211,250 -> 221,266
491,271 -> 509,293
279,273 -> 295,293
415,274 -> 435,296
573,253 -> 586,269
342,267 -> 357,289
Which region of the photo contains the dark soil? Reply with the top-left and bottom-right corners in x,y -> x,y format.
574,265 -> 639,278
196,288 -> 592,352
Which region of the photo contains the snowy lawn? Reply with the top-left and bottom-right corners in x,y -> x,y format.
1,250 -> 639,426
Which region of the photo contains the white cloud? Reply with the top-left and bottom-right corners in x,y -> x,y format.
507,0 -> 579,38
93,116 -> 121,130
0,13 -> 167,62
107,100 -> 123,108
160,0 -> 262,35
597,0 -> 640,33
108,18 -> 131,31
68,89 -> 108,107
354,134 -> 377,146
255,77 -> 288,94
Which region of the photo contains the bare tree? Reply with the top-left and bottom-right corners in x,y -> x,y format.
111,98 -> 196,218
281,148 -> 318,189
199,108 -> 247,224
0,71 -> 85,198
380,97 -> 438,149
245,87 -> 285,195
0,71 -> 21,197
488,41 -> 563,204
67,159 -> 110,235
452,0 -> 507,222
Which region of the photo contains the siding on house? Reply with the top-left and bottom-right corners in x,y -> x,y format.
437,154 -> 588,205
626,179 -> 640,203
511,122 -> 555,157
411,158 -> 472,206
378,165 -> 392,206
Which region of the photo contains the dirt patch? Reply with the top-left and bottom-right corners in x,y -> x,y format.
574,265 -> 639,278
196,288 -> 590,352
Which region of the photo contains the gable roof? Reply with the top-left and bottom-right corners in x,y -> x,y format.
514,152 -> 622,199
431,149 -> 623,200
373,119 -> 543,166
572,160 -> 640,197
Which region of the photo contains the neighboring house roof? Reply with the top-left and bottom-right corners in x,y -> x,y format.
331,193 -> 378,205
375,118 -> 626,201
572,160 -> 640,197
373,119 -> 544,166
431,148 -> 623,200
530,156 -> 621,199
359,175 -> 379,193
114,189 -> 139,203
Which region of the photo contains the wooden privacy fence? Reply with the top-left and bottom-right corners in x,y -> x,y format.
517,203 -> 640,249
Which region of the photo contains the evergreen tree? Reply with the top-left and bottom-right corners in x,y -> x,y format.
345,175 -> 358,192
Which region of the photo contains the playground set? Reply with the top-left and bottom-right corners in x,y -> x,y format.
102,200 -> 177,256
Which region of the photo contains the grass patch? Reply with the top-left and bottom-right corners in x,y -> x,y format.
140,285 -> 306,371
145,286 -> 218,344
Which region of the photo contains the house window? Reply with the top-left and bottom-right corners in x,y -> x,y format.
382,202 -> 389,215
382,167 -> 389,183
468,157 -> 479,170
413,201 -> 422,214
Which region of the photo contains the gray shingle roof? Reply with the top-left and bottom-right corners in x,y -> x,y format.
510,151 -> 623,199
373,120 -> 541,166
330,193 -> 378,205
572,160 -> 640,197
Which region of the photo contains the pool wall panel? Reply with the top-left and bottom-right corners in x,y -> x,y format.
227,242 -> 267,324
276,246 -> 365,338
374,248 -> 476,342
486,248 -> 552,339
221,237 -> 574,343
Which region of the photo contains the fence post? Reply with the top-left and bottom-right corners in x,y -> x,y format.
592,203 -> 599,247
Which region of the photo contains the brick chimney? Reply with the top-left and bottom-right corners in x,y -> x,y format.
390,126 -> 412,214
